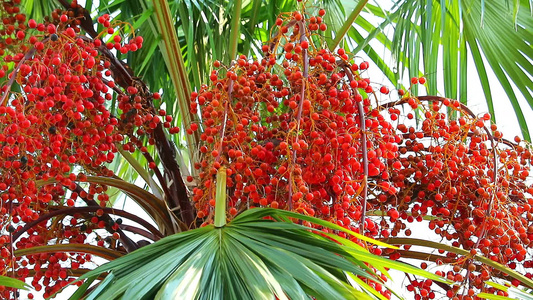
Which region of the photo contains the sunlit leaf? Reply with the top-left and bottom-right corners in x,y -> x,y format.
0,275 -> 30,290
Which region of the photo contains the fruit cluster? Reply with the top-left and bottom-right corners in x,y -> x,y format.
0,0 -> 180,298
191,8 -> 533,299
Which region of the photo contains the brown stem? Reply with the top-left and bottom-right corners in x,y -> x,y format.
400,131 -> 515,149
1,48 -> 37,106
63,3 -> 195,227
119,224 -> 159,241
357,101 -> 369,233
216,67 -> 234,164
140,151 -> 174,206
71,184 -> 139,252
340,63 -> 368,234
288,21 -> 309,210
13,205 -> 164,243
151,125 -> 195,227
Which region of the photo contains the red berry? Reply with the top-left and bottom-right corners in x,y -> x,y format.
47,24 -> 56,34
28,19 -> 37,28
435,193 -> 443,201
392,161 -> 402,170
388,209 -> 399,219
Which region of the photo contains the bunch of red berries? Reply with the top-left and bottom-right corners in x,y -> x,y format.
191,8 -> 533,299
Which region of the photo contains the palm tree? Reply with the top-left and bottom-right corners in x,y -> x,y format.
72,0 -> 533,139
2,0 -> 532,299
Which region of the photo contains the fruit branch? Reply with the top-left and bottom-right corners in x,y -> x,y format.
399,132 -> 515,149
81,74 -> 171,204
340,62 -> 368,233
26,268 -> 105,280
216,67 -> 234,164
392,249 -> 522,289
12,206 -> 164,243
61,2 -> 196,227
265,20 -> 297,56
70,184 -> 140,252
0,47 -> 36,106
14,244 -> 123,261
139,151 -> 174,204
390,95 -> 500,251
119,224 -> 160,242
36,177 -> 174,235
59,30 -> 181,227
288,21 -> 309,211
383,237 -> 533,289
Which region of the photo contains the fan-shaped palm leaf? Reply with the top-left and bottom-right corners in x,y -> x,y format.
67,208 -> 448,300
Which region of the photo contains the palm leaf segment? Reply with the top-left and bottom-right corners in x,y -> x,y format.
351,0 -> 533,140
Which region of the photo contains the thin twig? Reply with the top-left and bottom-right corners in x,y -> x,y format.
13,205 -> 164,243
340,63 -> 368,234
71,184 -> 140,252
288,21 -> 309,210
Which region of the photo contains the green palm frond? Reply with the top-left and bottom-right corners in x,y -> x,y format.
349,0 -> 533,139
68,208 -> 448,300
328,0 -> 369,50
